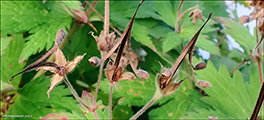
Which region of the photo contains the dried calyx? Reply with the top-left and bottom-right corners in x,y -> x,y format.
189,8 -> 204,25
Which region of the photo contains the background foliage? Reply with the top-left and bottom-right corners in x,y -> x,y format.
1,0 -> 263,119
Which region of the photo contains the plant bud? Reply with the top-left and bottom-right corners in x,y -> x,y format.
208,116 -> 218,120
239,15 -> 251,23
197,80 -> 212,88
136,69 -> 150,79
89,56 -> 101,67
55,29 -> 66,46
194,62 -> 207,70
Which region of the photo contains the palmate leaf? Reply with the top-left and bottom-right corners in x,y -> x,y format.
216,17 -> 255,53
1,1 -> 72,63
6,76 -> 82,119
182,60 -> 262,119
153,1 -> 176,28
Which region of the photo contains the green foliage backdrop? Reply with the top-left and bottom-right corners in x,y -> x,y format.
1,0 -> 263,119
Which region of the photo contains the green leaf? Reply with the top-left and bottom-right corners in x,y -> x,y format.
1,34 -> 26,88
1,1 -> 48,33
99,75 -> 156,106
183,61 -> 261,119
162,32 -> 181,53
216,17 -> 255,52
132,24 -> 156,50
41,111 -> 85,119
148,91 -> 188,119
154,1 -> 176,28
0,34 -> 12,56
3,1 -> 72,63
6,76 -> 82,119
228,48 -> 252,60
202,1 -> 229,18
113,105 -> 133,119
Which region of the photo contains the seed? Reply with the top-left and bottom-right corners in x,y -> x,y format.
194,62 -> 207,70
136,69 -> 150,79
55,29 -> 66,46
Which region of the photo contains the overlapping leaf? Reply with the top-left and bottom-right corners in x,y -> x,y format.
1,34 -> 26,88
6,76 -> 82,119
182,59 -> 262,119
1,1 -> 72,63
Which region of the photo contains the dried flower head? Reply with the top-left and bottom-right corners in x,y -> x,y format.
189,8 -> 205,25
91,31 -> 116,52
39,48 -> 86,98
208,116 -> 219,120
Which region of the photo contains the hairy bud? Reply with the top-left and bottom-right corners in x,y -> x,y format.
197,80 -> 212,88
136,69 -> 150,79
194,62 -> 207,70
89,56 -> 101,67
55,29 -> 66,46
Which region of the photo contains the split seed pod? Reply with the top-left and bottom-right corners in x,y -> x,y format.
88,56 -> 101,67
239,15 -> 251,23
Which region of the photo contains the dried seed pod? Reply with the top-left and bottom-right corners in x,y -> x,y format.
136,69 -> 150,79
197,80 -> 212,88
55,29 -> 66,46
160,68 -> 172,89
189,8 -> 205,24
239,15 -> 251,23
88,56 -> 101,67
208,116 -> 218,120
194,62 -> 207,70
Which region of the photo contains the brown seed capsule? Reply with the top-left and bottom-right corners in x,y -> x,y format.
197,80 -> 212,88
136,69 -> 150,79
55,29 -> 66,46
194,62 -> 207,70
239,15 -> 251,23
88,56 -> 100,67
160,68 -> 172,89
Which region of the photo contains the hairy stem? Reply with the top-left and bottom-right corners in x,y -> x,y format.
129,96 -> 156,120
109,84 -> 114,120
63,75 -> 93,112
86,0 -> 98,18
92,51 -> 106,106
229,59 -> 246,75
33,23 -> 83,80
86,1 -> 122,36
104,0 -> 109,35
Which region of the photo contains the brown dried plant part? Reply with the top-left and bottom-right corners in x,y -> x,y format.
165,13 -> 212,87
89,56 -> 101,67
39,48 -> 86,98
9,29 -> 66,83
90,31 -> 116,52
189,8 -> 205,24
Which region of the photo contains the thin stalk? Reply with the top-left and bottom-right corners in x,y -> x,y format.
177,5 -> 198,25
181,44 -> 193,89
129,96 -> 156,120
229,59 -> 246,75
86,1 -> 122,36
93,111 -> 99,120
250,82 -> 264,120
92,51 -> 106,106
104,0 -> 109,35
175,0 -> 184,33
256,57 -> 263,83
86,0 -> 98,18
63,75 -> 93,112
109,84 -> 114,120
33,23 -> 83,80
